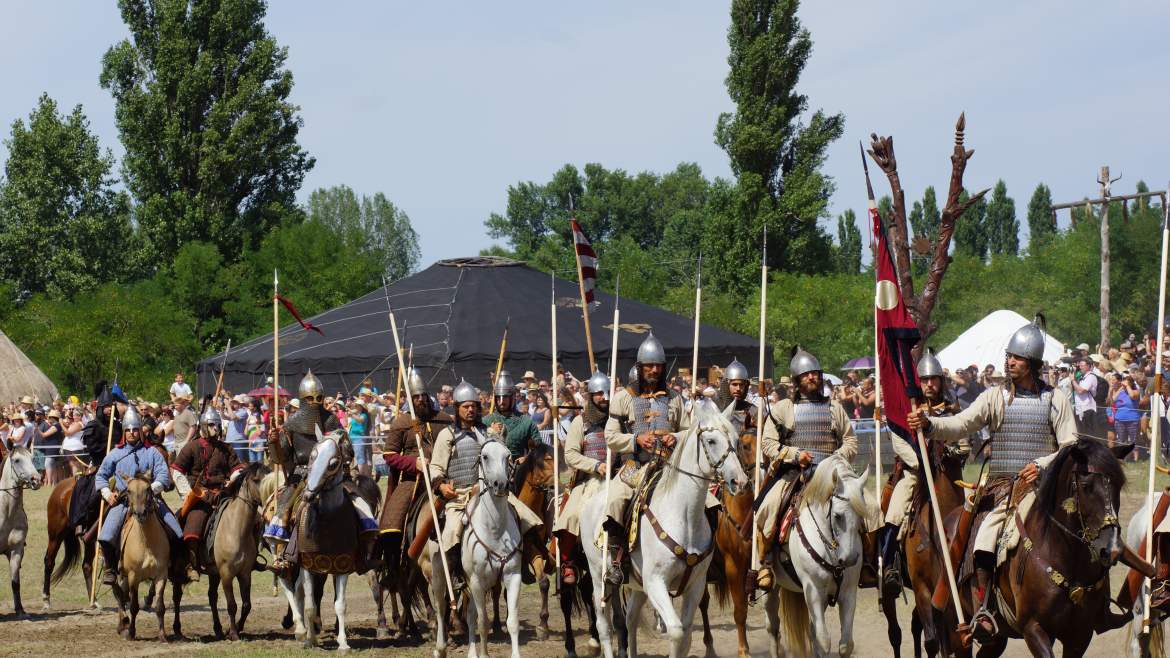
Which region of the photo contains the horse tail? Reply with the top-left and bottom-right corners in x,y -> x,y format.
51,528 -> 81,586
1152,621 -> 1166,658
779,588 -> 811,658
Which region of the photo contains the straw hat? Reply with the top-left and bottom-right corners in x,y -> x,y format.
289,398 -> 301,408
522,371 -> 537,380
47,410 -> 61,419
10,412 -> 24,421
20,395 -> 34,405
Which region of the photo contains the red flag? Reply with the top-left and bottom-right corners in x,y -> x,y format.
871,201 -> 922,446
276,294 -> 325,336
570,218 -> 597,304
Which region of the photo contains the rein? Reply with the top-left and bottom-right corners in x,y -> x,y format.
465,485 -> 522,584
794,494 -> 855,606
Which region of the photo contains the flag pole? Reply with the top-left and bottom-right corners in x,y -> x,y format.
570,201 -> 598,373
601,276 -> 620,603
88,367 -> 120,607
751,227 -> 767,572
213,339 -> 233,401
1143,184 -> 1170,636
863,144 -> 885,585
550,271 -> 561,575
690,254 -> 703,409
487,319 -> 511,416
273,270 -> 281,432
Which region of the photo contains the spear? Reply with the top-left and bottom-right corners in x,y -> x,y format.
213,338 -> 233,401
487,318 -> 511,416
1143,184 -> 1170,637
550,271 -> 561,574
751,227 -> 767,572
601,275 -> 621,601
88,360 -> 120,606
690,254 -> 703,412
863,143 -> 887,586
273,270 -> 281,432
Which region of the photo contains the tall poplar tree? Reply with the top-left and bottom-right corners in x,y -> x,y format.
985,179 -> 1019,256
1026,183 -> 1055,248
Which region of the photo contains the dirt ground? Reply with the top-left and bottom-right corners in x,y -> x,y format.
0,466 -> 1164,657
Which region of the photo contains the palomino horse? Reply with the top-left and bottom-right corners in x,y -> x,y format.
463,439 -> 524,658
580,398 -> 749,658
112,474 -> 171,642
763,454 -> 871,658
42,476 -> 97,610
0,442 -> 42,616
879,440 -> 967,658
961,440 -> 1130,657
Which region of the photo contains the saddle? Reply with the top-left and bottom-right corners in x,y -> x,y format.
624,465 -> 665,551
199,494 -> 235,568
774,468 -> 807,545
298,484 -> 360,574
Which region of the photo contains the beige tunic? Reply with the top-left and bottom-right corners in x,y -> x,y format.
428,423 -> 542,548
553,415 -> 606,535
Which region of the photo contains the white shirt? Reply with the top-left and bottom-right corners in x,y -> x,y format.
1073,372 -> 1098,417
169,381 -> 192,399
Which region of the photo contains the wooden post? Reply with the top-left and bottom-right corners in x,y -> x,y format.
1099,166 -> 1112,352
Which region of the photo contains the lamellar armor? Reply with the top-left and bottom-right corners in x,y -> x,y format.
988,388 -> 1055,477
790,400 -> 838,463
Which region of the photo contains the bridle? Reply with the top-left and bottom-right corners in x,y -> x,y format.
664,424 -> 736,486
1046,467 -> 1120,549
0,451 -> 38,494
796,482 -> 859,607
477,440 -> 514,498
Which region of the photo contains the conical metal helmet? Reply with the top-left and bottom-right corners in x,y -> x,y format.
122,404 -> 143,431
917,350 -> 945,379
201,405 -> 222,427
453,379 -> 479,404
636,333 -> 666,365
1005,318 -> 1046,362
628,365 -> 638,386
406,368 -> 427,396
493,370 -> 515,397
789,348 -> 822,379
586,371 -> 612,396
298,370 -> 324,404
724,358 -> 750,383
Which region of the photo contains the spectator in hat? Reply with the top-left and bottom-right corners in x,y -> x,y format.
225,395 -> 250,463
522,370 -> 537,387
1072,357 -> 1101,438
40,409 -> 64,485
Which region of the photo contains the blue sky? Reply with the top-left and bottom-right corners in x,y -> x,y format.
2,1 -> 1168,265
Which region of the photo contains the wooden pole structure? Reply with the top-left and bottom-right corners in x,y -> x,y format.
213,339 -> 232,401
751,228 -> 767,572
88,385 -> 119,606
690,255 -> 702,409
601,277 -> 620,601
487,319 -> 510,416
863,145 -> 886,583
550,272 -> 561,573
273,270 -> 281,432
1099,166 -> 1113,351
388,308 -> 456,606
571,216 -> 598,374
1142,182 -> 1170,636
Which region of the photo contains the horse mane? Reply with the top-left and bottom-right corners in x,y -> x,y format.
802,454 -> 867,519
659,399 -> 737,491
1033,439 -> 1124,534
511,439 -> 551,495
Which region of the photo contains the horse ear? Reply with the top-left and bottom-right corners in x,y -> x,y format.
722,400 -> 736,420
314,424 -> 325,443
1110,442 -> 1135,461
3,438 -> 11,453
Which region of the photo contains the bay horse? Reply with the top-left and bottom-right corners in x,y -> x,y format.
879,439 -> 968,658
511,439 -> 554,640
42,476 -> 97,610
0,442 -> 42,616
112,474 -> 171,642
962,439 -> 1130,657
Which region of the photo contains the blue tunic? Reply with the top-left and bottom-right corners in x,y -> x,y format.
95,441 -> 182,545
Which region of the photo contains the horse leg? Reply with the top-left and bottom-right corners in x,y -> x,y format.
371,571 -> 390,640
128,582 -> 139,640
492,582 -> 503,636
83,539 -> 97,609
238,570 -> 253,634
279,573 -> 306,637
468,576 -> 486,658
763,588 -> 782,658
432,552 -> 450,658
625,588 -> 647,658
154,578 -> 168,643
612,587 -> 630,658
698,587 -> 715,658
881,591 -> 903,658
1020,621 -> 1056,658
334,574 -> 350,651
9,543 -> 25,617
580,574 -> 601,651
538,569 -> 551,640
171,571 -> 184,639
804,584 -> 833,658
209,573 -> 224,639
676,579 -> 708,658
223,575 -> 241,641
41,533 -> 60,610
303,570 -> 319,649
560,580 -> 579,658
838,580 -> 858,658
506,571 -> 523,658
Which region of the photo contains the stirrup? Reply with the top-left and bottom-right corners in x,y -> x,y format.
969,605 -> 999,644
754,566 -> 774,591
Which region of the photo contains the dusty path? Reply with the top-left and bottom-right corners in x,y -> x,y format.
0,475 -> 1159,656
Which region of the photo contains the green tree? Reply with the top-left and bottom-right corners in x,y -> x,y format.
985,180 -> 1019,256
834,209 -> 861,274
954,189 -> 989,261
708,0 -> 844,290
100,0 -> 314,266
1026,183 -> 1054,248
0,94 -> 132,300
307,185 -> 421,281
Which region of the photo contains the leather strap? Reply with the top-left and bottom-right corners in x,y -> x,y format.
796,513 -> 845,605
643,505 -> 713,597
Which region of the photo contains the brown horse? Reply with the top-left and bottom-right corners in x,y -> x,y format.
511,439 -> 555,640
705,426 -> 759,658
113,475 -> 171,642
958,440 -> 1130,657
41,476 -> 98,610
878,440 -> 967,658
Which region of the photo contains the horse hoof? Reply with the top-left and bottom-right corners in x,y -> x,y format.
303,639 -> 315,649
158,634 -> 169,644
376,627 -> 391,640
536,627 -> 549,641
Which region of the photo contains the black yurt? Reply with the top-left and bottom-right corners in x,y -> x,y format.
196,257 -> 770,396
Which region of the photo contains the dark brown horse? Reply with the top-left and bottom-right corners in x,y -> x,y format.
42,476 -> 98,610
705,425 -> 758,658
511,440 -> 555,640
959,440 -> 1130,657
879,440 -> 968,658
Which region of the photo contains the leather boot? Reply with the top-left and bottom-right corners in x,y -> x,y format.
185,540 -> 201,581
752,530 -> 774,591
446,545 -> 466,592
557,531 -> 579,585
358,533 -> 384,573
967,552 -> 998,644
879,524 -> 902,597
99,541 -> 119,586
602,520 -> 625,585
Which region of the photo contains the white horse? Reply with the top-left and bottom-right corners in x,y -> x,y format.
1125,497 -> 1168,658
462,440 -> 522,658
763,454 -> 869,658
0,442 -> 41,617
580,398 -> 749,658
274,427 -> 354,650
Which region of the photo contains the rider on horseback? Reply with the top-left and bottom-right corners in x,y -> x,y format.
69,381 -> 126,541
908,318 -> 1077,644
753,348 -> 858,591
713,358 -> 757,442
171,405 -> 245,581
265,371 -> 380,572
429,379 -> 543,591
96,404 -> 183,586
553,370 -> 612,585
482,370 -> 541,460
878,350 -> 967,595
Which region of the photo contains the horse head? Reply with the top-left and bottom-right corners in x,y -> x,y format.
2,441 -> 41,490
125,473 -> 156,521
479,440 -> 514,498
803,454 -> 869,565
304,426 -> 347,503
1036,439 -> 1126,567
688,399 -> 748,495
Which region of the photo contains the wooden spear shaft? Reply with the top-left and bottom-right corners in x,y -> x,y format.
87,395 -> 119,606
573,234 -> 597,374
487,319 -> 510,416
690,255 -> 702,408
550,280 -> 561,574
273,270 -> 281,433
213,338 -> 233,401
601,278 -> 620,602
1143,182 -> 1170,634
751,232 -> 767,571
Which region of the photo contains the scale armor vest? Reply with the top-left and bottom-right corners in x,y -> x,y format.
989,388 -> 1055,477
447,428 -> 484,488
629,393 -> 674,463
582,422 -> 608,463
728,399 -> 756,437
284,404 -> 340,465
791,401 -> 838,462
